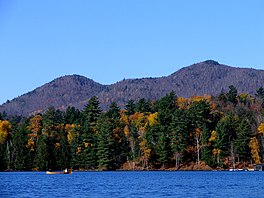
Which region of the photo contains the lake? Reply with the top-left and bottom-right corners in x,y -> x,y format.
0,171 -> 263,197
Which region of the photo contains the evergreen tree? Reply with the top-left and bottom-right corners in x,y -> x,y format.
154,92 -> 177,126
64,106 -> 81,124
156,127 -> 169,168
82,96 -> 101,131
135,98 -> 151,113
187,100 -> 212,164
226,85 -> 238,106
96,114 -> 116,170
125,100 -> 136,116
169,109 -> 189,169
256,87 -> 264,99
107,102 -> 120,119
12,123 -> 29,170
234,119 -> 251,162
215,113 -> 238,166
79,126 -> 98,170
35,135 -> 49,170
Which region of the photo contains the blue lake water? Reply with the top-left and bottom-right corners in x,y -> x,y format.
0,171 -> 264,197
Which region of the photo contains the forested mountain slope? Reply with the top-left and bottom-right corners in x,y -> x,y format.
1,60 -> 264,116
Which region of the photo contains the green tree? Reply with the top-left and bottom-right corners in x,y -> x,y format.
187,100 -> 212,165
12,123 -> 29,170
256,87 -> 264,99
78,126 -> 98,170
135,98 -> 151,113
156,127 -> 170,168
64,106 -> 81,124
226,85 -> 238,106
215,113 -> 238,167
169,109 -> 189,169
154,92 -> 177,126
125,100 -> 136,116
82,96 -> 101,131
35,135 -> 49,170
107,102 -> 120,119
96,114 -> 116,170
234,119 -> 251,162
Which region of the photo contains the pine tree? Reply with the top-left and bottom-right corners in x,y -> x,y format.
82,96 -> 101,132
96,114 -> 116,170
125,100 -> 136,116
234,119 -> 251,162
156,126 -> 169,168
35,135 -> 49,170
169,109 -> 189,169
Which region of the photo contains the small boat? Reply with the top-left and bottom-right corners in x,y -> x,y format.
46,168 -> 72,174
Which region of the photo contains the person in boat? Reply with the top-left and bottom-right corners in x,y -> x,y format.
64,168 -> 68,173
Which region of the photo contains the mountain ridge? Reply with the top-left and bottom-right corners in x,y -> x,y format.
1,60 -> 264,116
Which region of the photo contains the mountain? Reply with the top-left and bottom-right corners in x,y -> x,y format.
0,75 -> 106,116
1,60 -> 264,116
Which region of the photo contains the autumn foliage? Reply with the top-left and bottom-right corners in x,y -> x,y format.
1,86 -> 264,171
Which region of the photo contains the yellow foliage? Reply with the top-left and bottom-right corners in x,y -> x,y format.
65,124 -> 79,144
27,139 -> 35,151
239,93 -> 248,100
147,112 -> 158,127
77,147 -> 82,154
124,125 -> 130,137
67,131 -> 74,144
209,131 -> 218,142
249,137 -> 260,164
190,95 -> 211,103
191,95 -> 205,102
27,115 -> 42,133
139,139 -> 151,164
212,148 -> 221,156
120,110 -> 129,125
257,123 -> 264,134
177,97 -> 189,109
0,120 -> 12,144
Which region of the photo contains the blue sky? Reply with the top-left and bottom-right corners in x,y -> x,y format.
0,0 -> 263,104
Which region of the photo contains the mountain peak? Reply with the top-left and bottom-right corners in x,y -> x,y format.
1,61 -> 264,116
202,60 -> 220,65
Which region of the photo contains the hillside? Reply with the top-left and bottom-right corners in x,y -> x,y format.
0,75 -> 106,116
1,60 -> 264,116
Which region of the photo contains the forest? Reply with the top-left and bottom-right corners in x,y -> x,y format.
1,85 -> 264,171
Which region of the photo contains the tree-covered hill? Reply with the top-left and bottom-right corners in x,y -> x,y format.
1,89 -> 264,171
1,60 -> 264,116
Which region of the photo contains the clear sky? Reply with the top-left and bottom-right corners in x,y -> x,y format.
0,0 -> 263,104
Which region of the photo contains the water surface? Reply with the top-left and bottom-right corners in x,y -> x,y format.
1,171 -> 263,197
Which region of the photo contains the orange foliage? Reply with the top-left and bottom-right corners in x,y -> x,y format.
120,110 -> 129,125
177,97 -> 189,109
27,115 -> 42,133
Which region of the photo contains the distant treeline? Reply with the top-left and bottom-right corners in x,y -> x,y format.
1,85 -> 264,171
